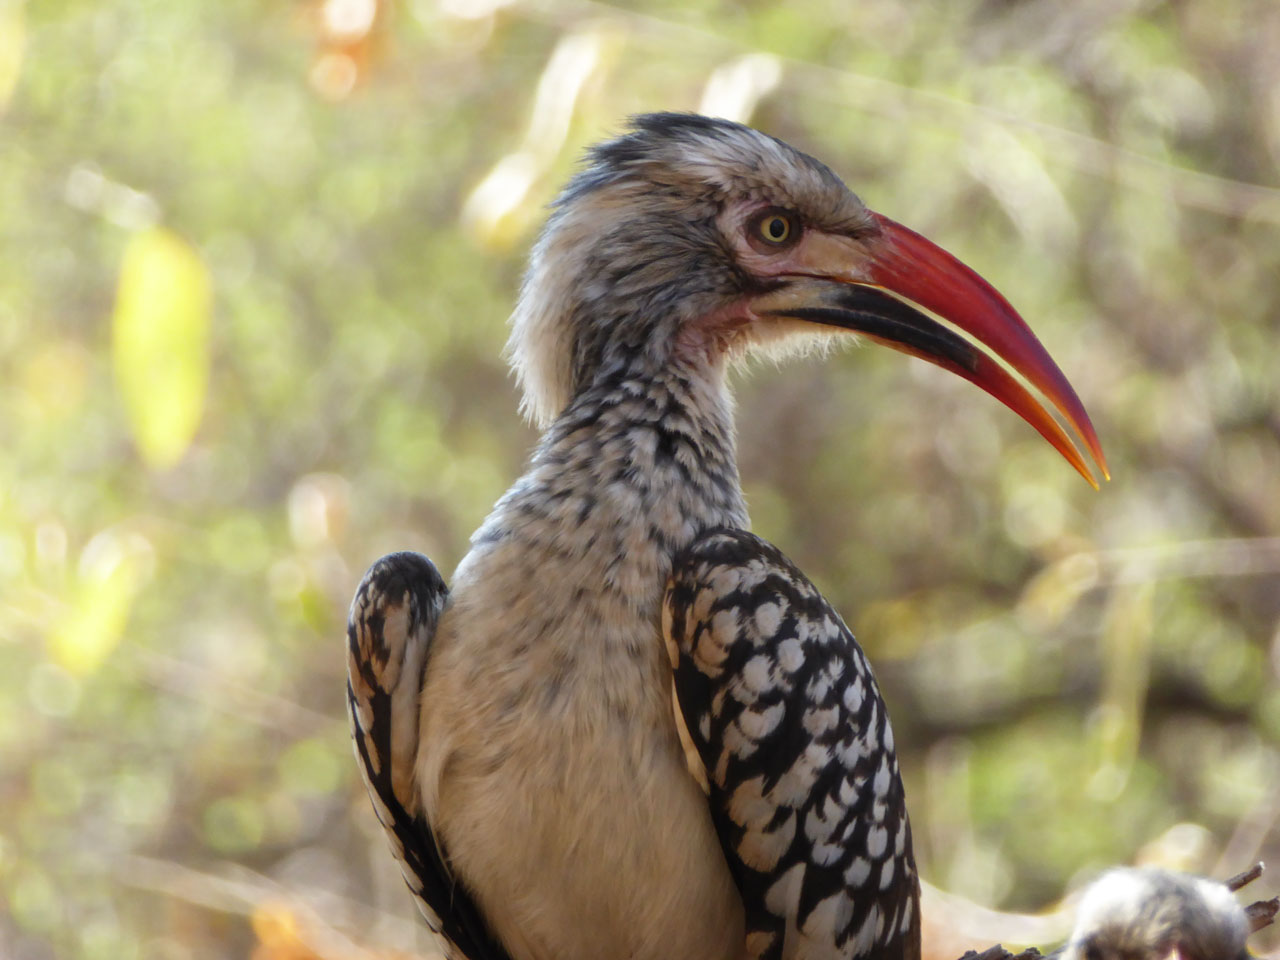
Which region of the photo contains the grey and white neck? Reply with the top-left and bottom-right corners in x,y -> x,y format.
476,356 -> 749,576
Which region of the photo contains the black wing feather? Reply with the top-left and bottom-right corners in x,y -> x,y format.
346,552 -> 512,960
665,529 -> 921,960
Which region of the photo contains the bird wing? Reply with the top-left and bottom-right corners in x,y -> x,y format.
663,529 -> 922,960
346,552 -> 512,960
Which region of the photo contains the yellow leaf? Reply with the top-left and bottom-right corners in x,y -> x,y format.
251,901 -> 302,949
0,4 -> 24,111
112,227 -> 212,469
49,532 -> 152,676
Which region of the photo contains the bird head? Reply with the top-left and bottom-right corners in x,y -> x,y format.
508,113 -> 1107,485
1065,868 -> 1252,960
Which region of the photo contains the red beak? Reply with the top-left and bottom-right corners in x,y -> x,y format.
751,211 -> 1108,486
863,212 -> 1108,486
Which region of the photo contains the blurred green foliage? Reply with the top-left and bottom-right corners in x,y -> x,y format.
1,1 -> 1278,958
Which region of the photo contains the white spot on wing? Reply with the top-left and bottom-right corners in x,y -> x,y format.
802,704 -> 839,737
753,601 -> 781,639
801,892 -> 854,942
852,903 -> 882,955
730,774 -> 796,871
764,862 -> 805,923
741,654 -> 775,694
873,756 -> 891,798
839,775 -> 859,806
843,677 -> 864,712
845,856 -> 871,888
867,826 -> 888,859
772,743 -> 828,805
778,637 -> 804,672
710,565 -> 741,598
737,701 -> 785,740
804,805 -> 842,867
879,855 -> 895,889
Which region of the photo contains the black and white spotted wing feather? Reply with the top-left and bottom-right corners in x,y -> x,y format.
664,529 -> 921,960
346,552 -> 511,960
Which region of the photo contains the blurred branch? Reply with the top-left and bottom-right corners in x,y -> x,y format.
134,649 -> 335,738
1021,536 -> 1280,635
897,671 -> 1265,754
117,854 -> 432,960
1216,789 -> 1280,889
921,880 -> 1072,960
1084,538 -> 1280,585
513,0 -> 1280,223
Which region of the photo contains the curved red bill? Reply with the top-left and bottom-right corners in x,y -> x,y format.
864,212 -> 1109,484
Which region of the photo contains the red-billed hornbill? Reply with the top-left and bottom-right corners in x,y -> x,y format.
346,113 -> 1107,960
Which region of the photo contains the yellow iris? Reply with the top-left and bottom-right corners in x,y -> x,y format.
758,213 -> 793,244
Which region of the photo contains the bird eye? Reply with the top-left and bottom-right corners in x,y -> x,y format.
751,209 -> 799,247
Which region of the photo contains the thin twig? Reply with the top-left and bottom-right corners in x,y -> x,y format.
1227,862 -> 1266,892
1245,896 -> 1280,934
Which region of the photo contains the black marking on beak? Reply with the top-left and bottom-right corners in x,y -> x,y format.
767,285 -> 982,376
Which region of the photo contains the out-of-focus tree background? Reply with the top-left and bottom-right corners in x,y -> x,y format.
2,0 -> 1278,957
